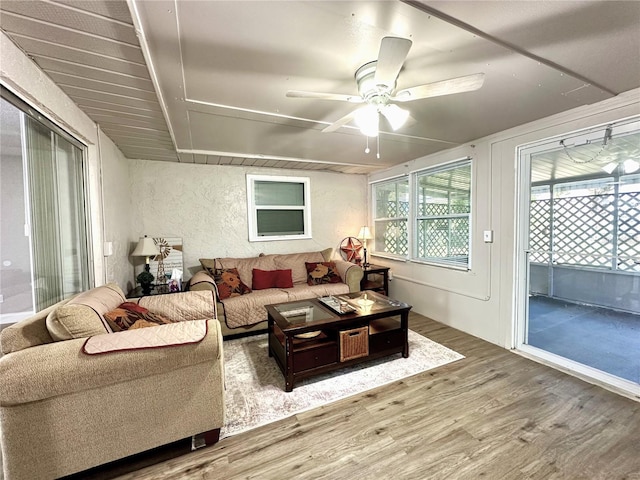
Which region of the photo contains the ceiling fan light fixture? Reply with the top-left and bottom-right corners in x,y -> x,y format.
381,104 -> 410,131
355,105 -> 379,137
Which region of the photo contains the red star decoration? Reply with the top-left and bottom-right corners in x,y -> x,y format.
341,237 -> 363,262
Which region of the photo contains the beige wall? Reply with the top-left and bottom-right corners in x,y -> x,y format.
369,89 -> 640,348
129,161 -> 368,278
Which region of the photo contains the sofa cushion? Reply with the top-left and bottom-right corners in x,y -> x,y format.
201,255 -> 277,289
46,283 -> 125,341
136,290 -> 217,321
273,251 -> 325,284
252,268 -> 294,290
306,262 -> 342,285
221,288 -> 290,328
213,267 -> 252,299
284,283 -> 349,302
104,302 -> 174,331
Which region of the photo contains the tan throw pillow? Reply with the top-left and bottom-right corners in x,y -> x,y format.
46,283 -> 126,341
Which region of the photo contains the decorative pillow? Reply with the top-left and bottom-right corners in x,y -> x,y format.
214,267 -> 252,299
305,262 -> 343,285
104,302 -> 174,331
252,268 -> 294,290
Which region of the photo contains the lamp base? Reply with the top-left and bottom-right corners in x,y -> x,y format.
362,247 -> 370,268
140,282 -> 152,295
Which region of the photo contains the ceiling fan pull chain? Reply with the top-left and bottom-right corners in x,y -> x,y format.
365,136 -> 370,154
377,135 -> 380,159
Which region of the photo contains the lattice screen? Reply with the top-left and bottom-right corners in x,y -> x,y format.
529,199 -> 551,263
617,191 -> 640,271
530,191 -> 639,272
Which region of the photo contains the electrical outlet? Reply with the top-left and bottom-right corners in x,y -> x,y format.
483,230 -> 494,243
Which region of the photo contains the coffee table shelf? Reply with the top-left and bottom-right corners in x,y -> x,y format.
267,291 -> 411,391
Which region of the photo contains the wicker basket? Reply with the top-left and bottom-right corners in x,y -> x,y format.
339,326 -> 369,362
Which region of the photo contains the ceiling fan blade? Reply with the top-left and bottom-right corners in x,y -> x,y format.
322,110 -> 358,133
286,90 -> 364,103
392,73 -> 485,102
374,36 -> 412,86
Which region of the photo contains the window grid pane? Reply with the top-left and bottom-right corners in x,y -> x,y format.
415,161 -> 471,267
372,178 -> 409,256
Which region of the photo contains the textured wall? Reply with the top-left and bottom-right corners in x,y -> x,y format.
99,128 -> 134,291
129,161 -> 367,279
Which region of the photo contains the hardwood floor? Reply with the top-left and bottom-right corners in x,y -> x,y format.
41,314 -> 640,479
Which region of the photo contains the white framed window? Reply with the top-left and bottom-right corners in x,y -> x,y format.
247,174 -> 311,241
414,160 -> 472,268
372,177 -> 409,258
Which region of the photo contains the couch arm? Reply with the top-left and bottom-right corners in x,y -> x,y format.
334,260 -> 363,292
0,319 -> 222,405
188,270 -> 217,292
133,290 -> 217,321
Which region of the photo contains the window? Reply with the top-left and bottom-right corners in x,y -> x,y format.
372,177 -> 409,257
371,158 -> 472,269
1,89 -> 90,320
415,160 -> 472,268
247,174 -> 311,241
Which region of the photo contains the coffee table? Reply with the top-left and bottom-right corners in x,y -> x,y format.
266,290 -> 412,391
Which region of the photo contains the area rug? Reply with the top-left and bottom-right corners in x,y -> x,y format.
221,330 -> 464,438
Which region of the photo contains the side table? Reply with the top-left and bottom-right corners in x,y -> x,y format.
127,284 -> 181,298
360,264 -> 390,295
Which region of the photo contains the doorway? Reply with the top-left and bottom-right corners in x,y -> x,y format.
515,117 -> 640,397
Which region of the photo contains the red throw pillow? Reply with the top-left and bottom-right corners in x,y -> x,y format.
275,269 -> 293,288
214,267 -> 252,299
252,269 -> 277,290
252,269 -> 294,289
305,262 -> 342,285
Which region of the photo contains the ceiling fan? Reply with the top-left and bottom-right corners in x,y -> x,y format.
286,36 -> 485,137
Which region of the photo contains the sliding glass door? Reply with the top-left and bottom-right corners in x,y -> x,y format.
0,91 -> 90,321
516,117 -> 640,395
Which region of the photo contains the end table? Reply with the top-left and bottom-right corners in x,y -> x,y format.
360,264 -> 390,295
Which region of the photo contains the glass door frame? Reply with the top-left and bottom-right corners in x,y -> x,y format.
514,117 -> 640,399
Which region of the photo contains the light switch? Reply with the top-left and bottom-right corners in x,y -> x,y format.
483,230 -> 494,243
103,241 -> 113,256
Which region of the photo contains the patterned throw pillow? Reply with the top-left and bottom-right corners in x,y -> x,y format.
214,267 -> 252,299
104,302 -> 174,331
305,262 -> 342,286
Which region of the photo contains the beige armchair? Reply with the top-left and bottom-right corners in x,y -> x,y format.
0,288 -> 224,480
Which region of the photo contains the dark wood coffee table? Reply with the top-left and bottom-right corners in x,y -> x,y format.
266,290 -> 412,391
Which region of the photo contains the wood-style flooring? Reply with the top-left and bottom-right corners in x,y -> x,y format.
51,313 -> 640,479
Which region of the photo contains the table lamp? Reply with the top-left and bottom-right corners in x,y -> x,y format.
358,226 -> 373,267
131,236 -> 160,294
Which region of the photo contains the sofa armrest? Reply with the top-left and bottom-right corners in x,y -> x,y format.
333,260 -> 363,292
188,270 -> 217,292
0,319 -> 222,405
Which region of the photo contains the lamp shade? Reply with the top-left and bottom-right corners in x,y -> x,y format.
357,226 -> 372,240
131,236 -> 159,257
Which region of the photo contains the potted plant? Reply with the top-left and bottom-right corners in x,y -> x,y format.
136,271 -> 155,295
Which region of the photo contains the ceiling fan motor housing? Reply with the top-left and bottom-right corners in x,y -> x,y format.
356,61 -> 395,106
